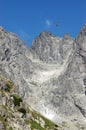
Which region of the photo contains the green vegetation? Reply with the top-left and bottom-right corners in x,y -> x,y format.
43,116 -> 55,129
31,120 -> 45,130
0,75 -> 14,87
9,127 -> 13,130
25,119 -> 45,130
0,114 -> 8,130
5,81 -> 13,92
26,107 -> 31,113
26,109 -> 59,130
24,119 -> 30,125
18,108 -> 26,116
0,90 -> 6,97
31,111 -> 38,119
11,94 -> 22,106
31,110 -> 55,129
0,75 -> 14,93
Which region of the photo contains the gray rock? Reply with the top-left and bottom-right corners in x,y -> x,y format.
0,25 -> 86,129
31,31 -> 74,64
0,121 -> 4,130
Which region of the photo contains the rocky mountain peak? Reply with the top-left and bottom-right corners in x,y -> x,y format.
0,26 -> 4,31
80,24 -> 86,36
0,25 -> 86,130
31,31 -> 74,63
63,33 -> 73,40
75,25 -> 86,59
39,31 -> 53,37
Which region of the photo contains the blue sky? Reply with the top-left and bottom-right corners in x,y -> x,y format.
0,0 -> 86,47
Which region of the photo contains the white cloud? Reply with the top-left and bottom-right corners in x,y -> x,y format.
46,20 -> 52,27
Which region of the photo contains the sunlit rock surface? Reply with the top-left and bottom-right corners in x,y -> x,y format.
0,25 -> 86,129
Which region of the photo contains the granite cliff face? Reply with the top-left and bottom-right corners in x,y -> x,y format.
0,25 -> 86,130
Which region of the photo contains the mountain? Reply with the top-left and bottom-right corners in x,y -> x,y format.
0,25 -> 86,130
0,74 -> 60,130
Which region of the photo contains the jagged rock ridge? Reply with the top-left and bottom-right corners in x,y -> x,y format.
0,25 -> 86,130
